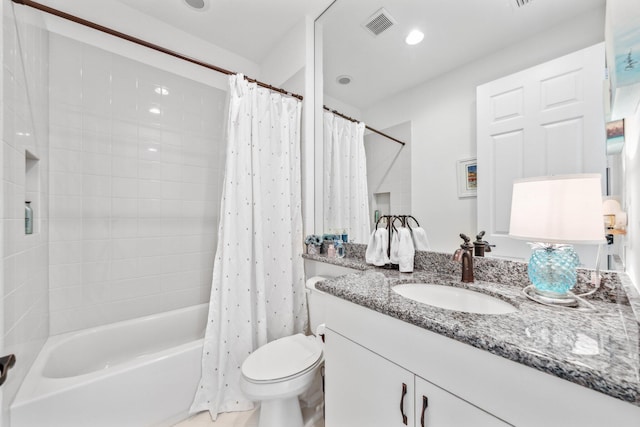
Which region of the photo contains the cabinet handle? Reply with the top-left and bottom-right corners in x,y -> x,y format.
400,382 -> 408,425
420,395 -> 429,427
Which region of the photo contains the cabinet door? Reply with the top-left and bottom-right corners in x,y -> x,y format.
414,376 -> 510,427
325,329 -> 414,427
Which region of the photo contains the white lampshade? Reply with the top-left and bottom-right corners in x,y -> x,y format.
509,174 -> 606,244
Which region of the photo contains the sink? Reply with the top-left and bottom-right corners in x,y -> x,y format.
392,283 -> 517,315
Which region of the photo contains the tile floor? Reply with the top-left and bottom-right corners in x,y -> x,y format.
174,407 -> 324,427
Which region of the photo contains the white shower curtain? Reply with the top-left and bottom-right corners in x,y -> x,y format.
190,74 -> 306,419
323,111 -> 371,243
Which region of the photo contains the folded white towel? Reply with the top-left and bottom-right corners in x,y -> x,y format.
410,227 -> 430,251
389,229 -> 400,264
397,227 -> 415,273
365,228 -> 390,266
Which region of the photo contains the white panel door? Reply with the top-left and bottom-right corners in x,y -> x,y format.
477,43 -> 606,266
325,329 -> 414,427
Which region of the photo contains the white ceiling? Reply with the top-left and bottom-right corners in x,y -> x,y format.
320,0 -> 605,110
114,0 -> 334,64
36,0 -> 605,110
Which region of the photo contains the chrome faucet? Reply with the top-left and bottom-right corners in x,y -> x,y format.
452,234 -> 474,283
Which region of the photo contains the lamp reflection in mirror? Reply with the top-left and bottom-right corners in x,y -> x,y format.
603,198 -> 628,234
509,174 -> 606,306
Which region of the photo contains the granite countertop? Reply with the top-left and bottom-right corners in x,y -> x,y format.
304,249 -> 640,406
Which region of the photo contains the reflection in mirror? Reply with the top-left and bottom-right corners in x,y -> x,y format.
322,110 -> 370,243
315,0 -> 616,257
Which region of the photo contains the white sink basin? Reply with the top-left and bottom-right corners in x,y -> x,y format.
392,283 -> 517,315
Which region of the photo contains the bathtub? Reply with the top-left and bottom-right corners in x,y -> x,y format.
11,304 -> 208,427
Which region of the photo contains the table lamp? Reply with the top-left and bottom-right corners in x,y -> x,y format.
509,174 -> 606,306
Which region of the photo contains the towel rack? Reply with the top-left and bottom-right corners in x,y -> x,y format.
374,215 -> 419,269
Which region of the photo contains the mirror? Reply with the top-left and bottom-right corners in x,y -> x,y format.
315,0 -> 612,253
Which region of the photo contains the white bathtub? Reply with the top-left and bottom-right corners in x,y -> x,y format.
11,304 -> 208,427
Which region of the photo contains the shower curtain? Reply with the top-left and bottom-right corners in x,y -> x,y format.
190,74 -> 306,419
323,111 -> 371,243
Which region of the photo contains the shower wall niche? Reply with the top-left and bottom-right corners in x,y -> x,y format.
25,150 -> 40,234
48,34 -> 227,334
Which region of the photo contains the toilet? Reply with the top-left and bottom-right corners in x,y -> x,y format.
240,276 -> 328,427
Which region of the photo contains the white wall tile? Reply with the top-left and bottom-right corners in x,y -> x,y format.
48,34 -> 225,334
112,177 -> 138,198
50,263 -> 82,289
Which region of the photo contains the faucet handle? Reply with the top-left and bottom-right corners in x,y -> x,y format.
475,231 -> 485,241
459,233 -> 473,250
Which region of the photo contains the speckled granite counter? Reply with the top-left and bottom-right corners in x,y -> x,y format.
303,249 -> 640,406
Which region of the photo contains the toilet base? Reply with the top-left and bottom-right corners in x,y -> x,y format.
258,396 -> 303,427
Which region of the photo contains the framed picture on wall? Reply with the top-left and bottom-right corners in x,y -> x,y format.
606,119 -> 625,154
457,158 -> 477,198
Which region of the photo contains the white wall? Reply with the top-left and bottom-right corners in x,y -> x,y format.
365,122 -> 411,227
48,34 -> 226,334
1,0 -> 50,416
363,8 -> 605,253
623,107 -> 640,290
32,0 -> 258,88
261,20 -> 307,88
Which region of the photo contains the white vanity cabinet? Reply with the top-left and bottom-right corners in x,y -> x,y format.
414,375 -> 508,426
325,330 -> 414,426
322,293 -> 640,427
325,329 -> 509,427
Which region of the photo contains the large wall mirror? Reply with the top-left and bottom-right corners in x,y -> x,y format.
314,0 -> 623,268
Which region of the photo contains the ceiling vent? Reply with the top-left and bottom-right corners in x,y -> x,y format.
514,0 -> 533,7
362,8 -> 396,37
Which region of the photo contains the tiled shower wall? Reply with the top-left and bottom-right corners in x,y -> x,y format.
49,34 -> 226,334
1,1 -> 50,415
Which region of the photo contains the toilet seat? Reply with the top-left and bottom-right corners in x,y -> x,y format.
241,334 -> 323,384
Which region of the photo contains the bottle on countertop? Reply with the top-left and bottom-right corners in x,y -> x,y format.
336,240 -> 346,258
327,241 -> 336,258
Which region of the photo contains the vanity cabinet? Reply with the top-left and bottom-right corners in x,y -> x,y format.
322,293 -> 640,427
414,376 -> 509,426
325,330 -> 414,426
325,330 -> 509,427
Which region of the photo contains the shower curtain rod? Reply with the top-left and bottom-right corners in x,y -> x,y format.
11,0 -> 303,101
323,106 -> 406,146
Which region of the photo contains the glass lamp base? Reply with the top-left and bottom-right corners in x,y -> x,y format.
523,285 -> 579,308
527,243 -> 579,297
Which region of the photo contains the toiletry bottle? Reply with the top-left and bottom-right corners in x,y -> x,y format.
336,240 -> 346,258
25,201 -> 33,234
327,240 -> 336,258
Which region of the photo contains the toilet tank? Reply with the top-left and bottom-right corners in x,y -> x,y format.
306,276 -> 328,335
304,259 -> 360,334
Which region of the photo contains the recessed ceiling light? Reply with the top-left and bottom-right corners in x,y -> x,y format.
336,75 -> 352,85
183,0 -> 209,11
154,87 -> 169,96
149,107 -> 161,115
405,29 -> 424,45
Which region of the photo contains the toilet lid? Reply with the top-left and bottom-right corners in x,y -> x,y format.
242,334 -> 323,382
